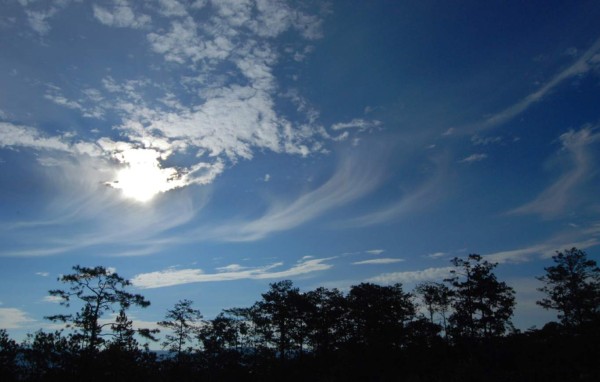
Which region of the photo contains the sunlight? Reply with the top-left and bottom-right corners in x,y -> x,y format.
109,148 -> 182,203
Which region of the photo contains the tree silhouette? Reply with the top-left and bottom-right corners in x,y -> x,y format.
346,283 -> 415,351
446,254 -> 515,339
7,255 -> 600,381
415,281 -> 453,337
537,248 -> 600,328
20,330 -> 80,380
252,280 -> 301,362
158,299 -> 203,359
0,329 -> 19,381
45,265 -> 151,353
304,287 -> 348,356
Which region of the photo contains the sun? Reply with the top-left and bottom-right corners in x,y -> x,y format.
114,165 -> 164,202
108,148 -> 182,203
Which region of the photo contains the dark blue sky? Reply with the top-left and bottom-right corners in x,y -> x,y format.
1,0 -> 600,344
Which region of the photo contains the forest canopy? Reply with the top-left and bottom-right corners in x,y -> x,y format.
1,249 -> 599,381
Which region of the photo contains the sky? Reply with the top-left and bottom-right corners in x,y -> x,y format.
1,0 -> 600,344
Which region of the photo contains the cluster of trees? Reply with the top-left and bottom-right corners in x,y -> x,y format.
1,248 -> 599,381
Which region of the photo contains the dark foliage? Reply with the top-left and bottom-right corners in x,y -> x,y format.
1,250 -> 599,381
537,248 -> 600,329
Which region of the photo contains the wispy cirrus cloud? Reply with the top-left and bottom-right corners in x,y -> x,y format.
484,227 -> 600,264
342,158 -> 446,228
508,126 -> 600,218
132,256 -> 334,289
478,37 -> 600,130
203,151 -> 386,241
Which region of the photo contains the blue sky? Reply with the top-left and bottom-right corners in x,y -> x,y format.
1,0 -> 600,343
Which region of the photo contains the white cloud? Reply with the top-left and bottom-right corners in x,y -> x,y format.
42,295 -> 63,303
35,272 -> 49,277
367,266 -> 454,285
331,118 -> 381,131
0,122 -> 71,152
425,252 -> 447,259
0,307 -> 36,329
471,135 -> 502,146
157,0 -> 189,17
3,0 -> 337,208
93,0 -> 151,29
25,9 -> 54,35
215,264 -> 247,272
459,153 -> 487,163
132,257 -> 334,289
147,17 -> 230,63
352,258 -> 404,265
366,249 -> 385,255
19,0 -> 76,35
0,0 -> 378,256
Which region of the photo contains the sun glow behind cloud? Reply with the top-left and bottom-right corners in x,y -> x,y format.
107,148 -> 184,203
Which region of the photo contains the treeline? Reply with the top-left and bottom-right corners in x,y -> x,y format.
1,248 -> 600,381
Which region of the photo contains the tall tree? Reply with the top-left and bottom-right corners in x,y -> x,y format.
252,280 -> 301,361
346,283 -> 415,351
45,265 -> 151,353
158,299 -> 203,359
198,313 -> 239,356
415,281 -> 453,337
537,248 -> 600,328
304,287 -> 349,355
446,254 -> 515,339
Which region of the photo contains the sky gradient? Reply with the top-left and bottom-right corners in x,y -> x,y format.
1,0 -> 600,343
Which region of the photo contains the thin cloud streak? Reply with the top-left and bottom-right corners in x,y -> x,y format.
352,258 -> 404,265
132,257 -> 334,289
478,37 -> 600,130
484,237 -> 600,264
342,161 -> 446,228
204,151 -> 386,241
507,126 -> 600,218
